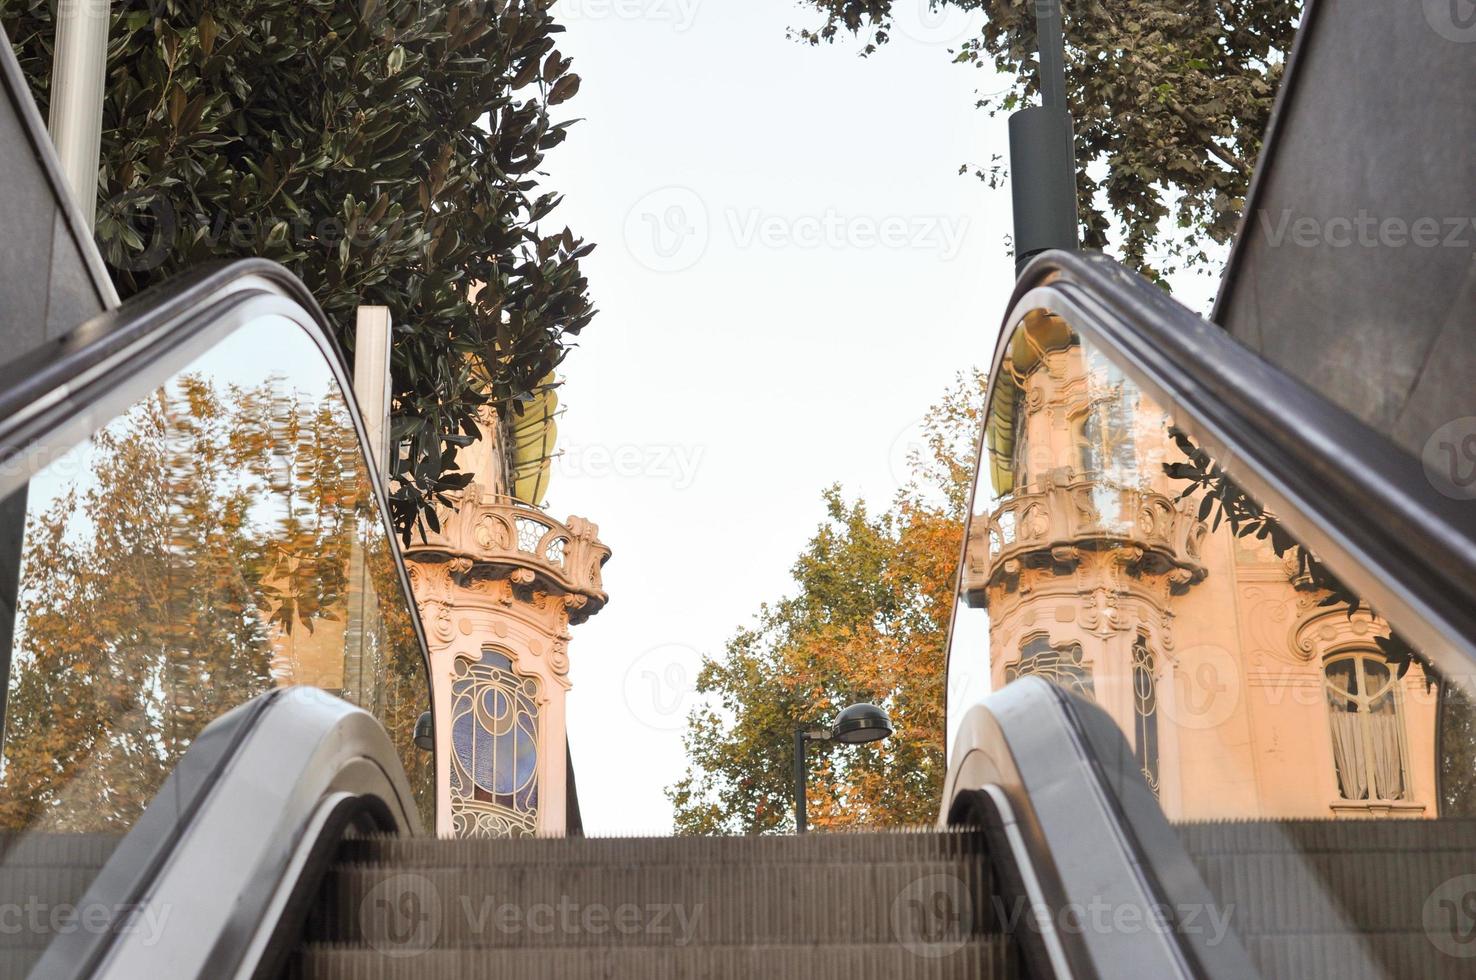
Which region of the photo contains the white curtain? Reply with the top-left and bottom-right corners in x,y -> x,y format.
1328,712 -> 1368,800
1367,712 -> 1406,800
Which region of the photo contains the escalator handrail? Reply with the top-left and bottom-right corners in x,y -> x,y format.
943,677 -> 1259,980
30,687 -> 423,980
1002,250 -> 1476,678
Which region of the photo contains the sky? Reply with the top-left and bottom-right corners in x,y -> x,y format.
539,0 -> 1012,834
540,0 -> 1220,834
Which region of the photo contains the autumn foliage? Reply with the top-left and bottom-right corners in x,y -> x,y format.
668,373 -> 985,835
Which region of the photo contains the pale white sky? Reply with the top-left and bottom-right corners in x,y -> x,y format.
541,0 -> 1218,834
540,0 -> 1007,834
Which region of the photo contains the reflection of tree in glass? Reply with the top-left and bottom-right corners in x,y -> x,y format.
1162,427 -> 1421,675
1164,427 -> 1476,815
0,375 -> 379,831
361,525 -> 435,827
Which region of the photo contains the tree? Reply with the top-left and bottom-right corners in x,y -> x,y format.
1,0 -> 594,539
0,371 -> 431,831
668,373 -> 985,835
793,0 -> 1302,279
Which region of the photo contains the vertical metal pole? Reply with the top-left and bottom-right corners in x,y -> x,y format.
1034,0 -> 1067,110
1010,0 -> 1078,274
793,729 -> 808,834
48,0 -> 111,227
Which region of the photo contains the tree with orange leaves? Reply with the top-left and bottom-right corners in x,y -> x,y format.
668,372 -> 985,835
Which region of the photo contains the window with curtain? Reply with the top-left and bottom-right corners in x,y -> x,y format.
1132,634 -> 1160,798
1324,652 -> 1408,802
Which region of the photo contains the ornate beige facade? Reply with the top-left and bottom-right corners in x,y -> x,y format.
963,322 -> 1435,820
405,407 -> 609,837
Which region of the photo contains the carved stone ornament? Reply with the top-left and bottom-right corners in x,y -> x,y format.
406,484 -> 611,624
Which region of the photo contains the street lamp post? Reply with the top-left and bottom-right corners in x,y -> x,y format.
1009,0 -> 1078,274
794,703 -> 894,834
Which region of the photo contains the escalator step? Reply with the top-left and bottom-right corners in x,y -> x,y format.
1176,817 -> 1476,855
292,938 -> 1019,979
0,832 -> 120,868
337,829 -> 985,868
309,860 -> 994,947
1175,818 -> 1476,979
1239,932 -> 1468,980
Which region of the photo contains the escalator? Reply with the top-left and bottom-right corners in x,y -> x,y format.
4,234 -> 1476,978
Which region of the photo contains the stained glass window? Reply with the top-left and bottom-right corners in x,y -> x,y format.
1006,635 -> 1094,700
450,649 -> 541,837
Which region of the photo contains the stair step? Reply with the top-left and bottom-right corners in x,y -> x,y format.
1187,850 -> 1458,933
338,829 -> 985,868
292,938 -> 1021,979
1176,817 -> 1476,855
310,861 -> 995,947
0,832 -> 120,868
1239,932 -> 1469,979
1175,818 -> 1476,980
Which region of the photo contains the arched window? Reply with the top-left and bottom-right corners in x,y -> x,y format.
1132,634 -> 1159,798
1324,652 -> 1408,802
450,649 -> 541,837
1006,635 -> 1094,700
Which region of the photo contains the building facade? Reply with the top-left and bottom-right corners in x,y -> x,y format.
961,317 -> 1436,820
404,401 -> 609,837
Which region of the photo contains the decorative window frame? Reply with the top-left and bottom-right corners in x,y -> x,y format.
448,645 -> 545,838
1295,607 -> 1425,815
1006,632 -> 1095,701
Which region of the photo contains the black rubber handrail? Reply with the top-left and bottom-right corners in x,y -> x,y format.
1002,250 -> 1476,680
30,688 -> 423,979
944,678 -> 1258,979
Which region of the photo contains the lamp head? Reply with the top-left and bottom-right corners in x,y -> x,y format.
414,710 -> 435,752
830,702 -> 893,745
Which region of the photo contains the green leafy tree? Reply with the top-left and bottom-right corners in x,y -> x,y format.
2,0 -> 594,538
668,373 -> 985,835
794,0 -> 1302,278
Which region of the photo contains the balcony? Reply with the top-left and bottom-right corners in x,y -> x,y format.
406,485 -> 610,622
962,476 -> 1207,606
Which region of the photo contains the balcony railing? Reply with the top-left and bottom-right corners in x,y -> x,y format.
406,485 -> 610,621
962,476 -> 1207,606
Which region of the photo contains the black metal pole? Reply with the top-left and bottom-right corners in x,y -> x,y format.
1010,0 -> 1078,275
794,729 -> 808,834
1035,0 -> 1067,109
